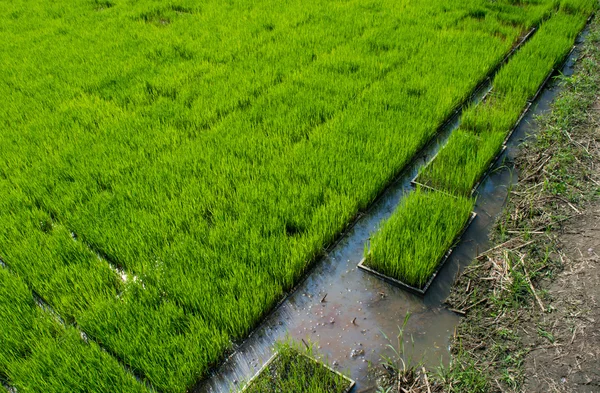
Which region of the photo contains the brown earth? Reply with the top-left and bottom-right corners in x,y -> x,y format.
520,102 -> 600,392
522,206 -> 600,392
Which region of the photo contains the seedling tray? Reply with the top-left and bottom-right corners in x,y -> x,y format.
241,350 -> 355,393
472,27 -> 537,96
358,212 -> 476,296
469,145 -> 508,197
411,96 -> 529,198
410,143 -> 506,199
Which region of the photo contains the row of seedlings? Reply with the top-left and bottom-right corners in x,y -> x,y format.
0,267 -> 150,393
359,4 -> 596,294
414,8 -> 594,197
0,2 -> 560,392
356,16 -> 542,293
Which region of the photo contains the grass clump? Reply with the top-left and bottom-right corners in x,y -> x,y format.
435,349 -> 489,393
365,189 -> 474,289
242,342 -> 352,393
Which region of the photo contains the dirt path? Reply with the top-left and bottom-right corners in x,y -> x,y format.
520,76 -> 600,393
523,204 -> 600,392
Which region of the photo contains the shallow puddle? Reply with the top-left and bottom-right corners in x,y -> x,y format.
195,30 -> 586,393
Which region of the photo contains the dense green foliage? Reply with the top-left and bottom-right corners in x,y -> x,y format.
417,5 -> 595,196
242,343 -> 351,393
366,189 -> 474,289
0,269 -> 149,393
0,0 -> 583,391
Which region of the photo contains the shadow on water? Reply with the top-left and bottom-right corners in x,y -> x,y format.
195,30 -> 587,393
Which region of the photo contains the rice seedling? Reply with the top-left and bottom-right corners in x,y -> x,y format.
0,0 -> 582,391
416,130 -> 508,197
417,7 -> 595,197
494,11 -> 591,103
0,268 -> 149,393
364,189 -> 474,289
241,341 -> 353,393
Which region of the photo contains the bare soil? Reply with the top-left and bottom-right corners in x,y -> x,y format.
522,205 -> 600,392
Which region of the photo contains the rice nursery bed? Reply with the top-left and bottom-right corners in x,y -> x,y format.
0,268 -> 149,393
416,5 -> 595,197
0,0 -> 596,391
361,188 -> 475,292
241,344 -> 354,393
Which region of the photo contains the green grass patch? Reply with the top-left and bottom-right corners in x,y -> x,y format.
365,189 -> 474,289
436,349 -> 489,393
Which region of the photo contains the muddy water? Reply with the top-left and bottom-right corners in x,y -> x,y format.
195,32 -> 586,393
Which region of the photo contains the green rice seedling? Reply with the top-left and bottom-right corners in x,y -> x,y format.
559,0 -> 599,15
494,11 -> 591,102
242,341 -> 352,393
0,189 -> 230,392
365,189 -> 474,289
418,130 -> 507,197
0,268 -> 149,393
0,0 -> 576,391
460,94 -> 528,136
417,8 -> 595,197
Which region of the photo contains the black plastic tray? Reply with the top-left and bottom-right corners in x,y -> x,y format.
358,212 -> 476,296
